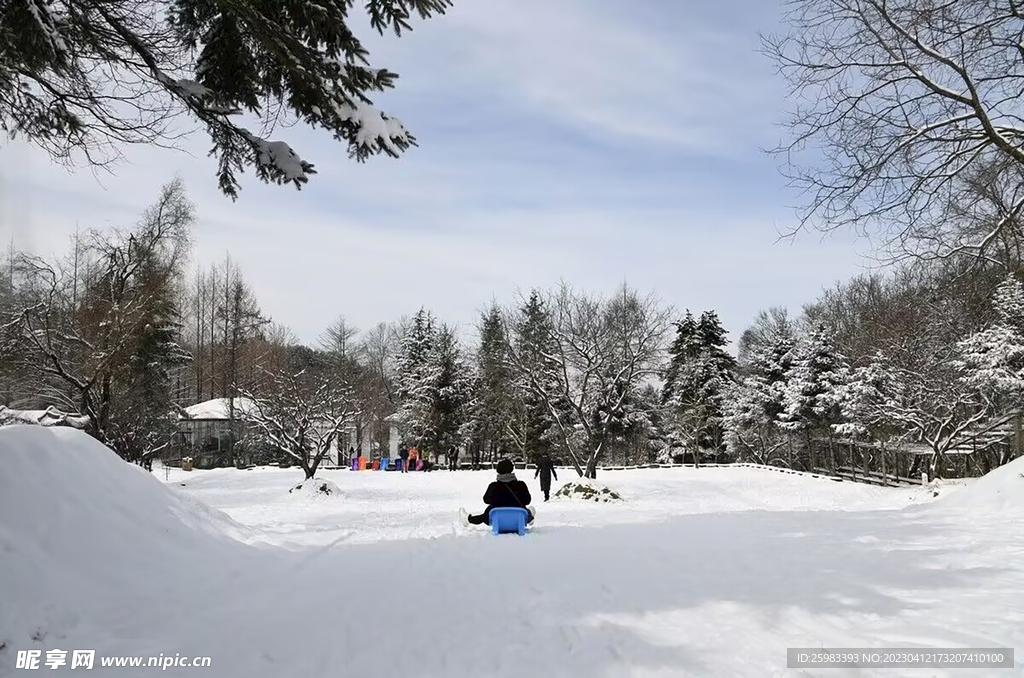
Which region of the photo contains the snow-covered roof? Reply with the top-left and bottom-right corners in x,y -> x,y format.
0,406 -> 89,429
181,398 -> 256,421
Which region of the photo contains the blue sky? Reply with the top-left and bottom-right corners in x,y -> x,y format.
0,0 -> 869,344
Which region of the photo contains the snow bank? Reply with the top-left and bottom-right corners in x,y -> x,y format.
936,455 -> 1024,513
287,477 -> 343,499
0,426 -> 251,669
0,426 -> 249,558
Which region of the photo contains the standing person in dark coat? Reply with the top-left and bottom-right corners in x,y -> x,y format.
534,453 -> 558,501
399,447 -> 409,473
461,459 -> 534,526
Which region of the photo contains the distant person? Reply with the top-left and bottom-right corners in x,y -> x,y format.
409,446 -> 419,472
461,459 -> 533,527
399,447 -> 409,473
448,446 -> 459,471
534,453 -> 558,501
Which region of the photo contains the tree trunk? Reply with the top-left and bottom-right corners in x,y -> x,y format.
929,449 -> 943,479
909,454 -> 922,479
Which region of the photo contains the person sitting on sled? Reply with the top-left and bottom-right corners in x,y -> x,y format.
462,459 -> 534,526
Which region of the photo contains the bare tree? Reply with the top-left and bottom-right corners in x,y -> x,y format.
241,367 -> 358,480
6,180 -> 193,461
850,351 -> 989,477
737,307 -> 794,365
505,283 -> 670,478
360,321 -> 402,409
319,315 -> 360,361
766,0 -> 1024,261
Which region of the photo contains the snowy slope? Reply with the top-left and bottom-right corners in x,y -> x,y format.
934,454 -> 1024,513
0,426 -> 257,675
2,427 -> 1021,677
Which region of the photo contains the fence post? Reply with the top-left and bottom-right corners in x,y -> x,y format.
880,444 -> 887,487
1015,414 -> 1023,459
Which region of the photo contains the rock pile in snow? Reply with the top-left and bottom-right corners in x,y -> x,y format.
288,477 -> 343,498
553,480 -> 624,502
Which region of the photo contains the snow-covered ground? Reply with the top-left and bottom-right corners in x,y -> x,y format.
161,462 -> 944,548
2,425 -> 1022,677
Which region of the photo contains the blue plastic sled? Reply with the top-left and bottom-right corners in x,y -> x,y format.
489,507 -> 529,536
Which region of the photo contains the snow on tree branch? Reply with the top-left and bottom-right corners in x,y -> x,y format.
1,0 -> 452,198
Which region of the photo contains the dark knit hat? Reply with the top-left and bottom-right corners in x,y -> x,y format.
496,459 -> 514,475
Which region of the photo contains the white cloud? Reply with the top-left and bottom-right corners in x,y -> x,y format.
0,0 -> 866,347
369,0 -> 781,154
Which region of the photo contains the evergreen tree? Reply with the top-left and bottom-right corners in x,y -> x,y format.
778,324 -> 849,469
396,308 -> 437,447
662,311 -> 700,405
1,0 -> 454,197
723,329 -> 795,465
662,310 -> 736,464
111,261 -> 192,465
428,325 -> 474,456
834,352 -> 903,443
697,310 -> 736,376
512,291 -> 563,461
476,304 -> 514,461
957,274 -> 1024,403
779,324 -> 849,434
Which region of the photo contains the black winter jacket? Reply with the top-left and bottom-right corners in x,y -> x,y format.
534,458 -> 558,487
483,478 -> 532,508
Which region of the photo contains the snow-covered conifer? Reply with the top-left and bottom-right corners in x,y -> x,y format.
779,324 -> 849,434
957,275 -> 1024,401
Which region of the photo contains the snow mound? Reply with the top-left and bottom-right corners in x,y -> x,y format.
936,455 -> 1024,513
0,425 -> 252,662
288,478 -> 343,498
553,480 -> 624,503
0,426 -> 250,558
